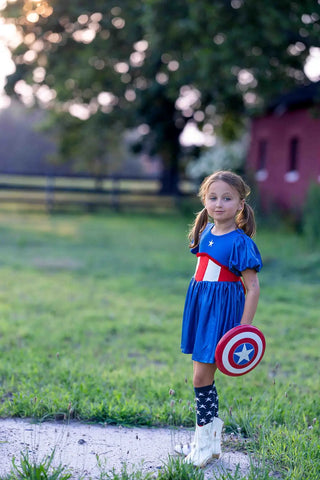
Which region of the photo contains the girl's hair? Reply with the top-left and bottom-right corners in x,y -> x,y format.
189,170 -> 256,248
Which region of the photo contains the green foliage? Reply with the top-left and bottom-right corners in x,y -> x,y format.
97,457 -> 205,480
209,463 -> 271,480
96,461 -> 154,480
156,457 -> 204,480
259,422 -> 320,480
7,451 -> 71,480
302,182 -> 320,246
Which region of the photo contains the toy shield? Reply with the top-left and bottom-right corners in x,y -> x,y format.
215,325 -> 266,377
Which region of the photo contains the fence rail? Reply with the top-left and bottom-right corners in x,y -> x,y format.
0,174 -> 196,211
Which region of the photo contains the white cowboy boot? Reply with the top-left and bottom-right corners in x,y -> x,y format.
211,417 -> 224,458
174,427 -> 198,456
184,422 -> 213,467
174,441 -> 193,456
184,417 -> 224,467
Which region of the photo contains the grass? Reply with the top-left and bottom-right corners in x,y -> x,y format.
0,210 -> 193,425
6,451 -> 72,480
0,208 -> 319,479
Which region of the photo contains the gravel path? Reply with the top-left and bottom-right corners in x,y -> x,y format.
0,418 -> 251,479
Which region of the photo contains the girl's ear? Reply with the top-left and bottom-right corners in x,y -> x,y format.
238,199 -> 245,211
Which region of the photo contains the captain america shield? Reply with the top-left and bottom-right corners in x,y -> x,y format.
215,325 -> 266,376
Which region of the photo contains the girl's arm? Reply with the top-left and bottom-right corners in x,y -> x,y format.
240,269 -> 260,325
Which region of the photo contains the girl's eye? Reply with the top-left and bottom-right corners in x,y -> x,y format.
223,197 -> 231,201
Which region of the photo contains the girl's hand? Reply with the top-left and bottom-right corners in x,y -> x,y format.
240,269 -> 260,325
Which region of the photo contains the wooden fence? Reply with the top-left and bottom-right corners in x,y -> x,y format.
0,173 -> 196,212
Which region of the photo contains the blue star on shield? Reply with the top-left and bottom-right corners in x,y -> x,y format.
233,343 -> 255,365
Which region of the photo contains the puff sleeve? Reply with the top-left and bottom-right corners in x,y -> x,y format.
229,233 -> 263,276
190,244 -> 199,255
189,223 -> 212,255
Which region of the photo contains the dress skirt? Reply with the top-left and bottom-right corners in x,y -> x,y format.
181,278 -> 245,364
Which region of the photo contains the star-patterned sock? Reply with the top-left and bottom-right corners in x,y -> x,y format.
194,383 -> 216,426
212,381 -> 219,417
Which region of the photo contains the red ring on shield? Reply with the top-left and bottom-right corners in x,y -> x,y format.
227,337 -> 259,369
215,325 -> 266,376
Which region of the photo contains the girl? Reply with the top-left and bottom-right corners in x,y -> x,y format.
175,170 -> 262,467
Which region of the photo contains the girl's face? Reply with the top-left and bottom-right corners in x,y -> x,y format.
204,180 -> 244,226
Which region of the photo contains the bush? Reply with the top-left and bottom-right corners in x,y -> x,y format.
186,136 -> 248,183
302,182 -> 320,245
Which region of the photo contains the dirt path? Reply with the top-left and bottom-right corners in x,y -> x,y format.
0,418 -> 251,479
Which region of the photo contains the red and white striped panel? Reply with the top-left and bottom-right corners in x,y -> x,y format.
194,254 -> 241,283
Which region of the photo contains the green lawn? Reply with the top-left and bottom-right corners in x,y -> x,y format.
0,209 -> 319,479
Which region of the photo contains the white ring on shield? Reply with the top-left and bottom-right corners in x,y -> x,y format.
221,331 -> 264,375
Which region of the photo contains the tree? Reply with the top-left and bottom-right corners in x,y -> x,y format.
2,0 -> 319,192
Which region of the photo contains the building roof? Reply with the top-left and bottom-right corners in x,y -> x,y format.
267,81 -> 320,115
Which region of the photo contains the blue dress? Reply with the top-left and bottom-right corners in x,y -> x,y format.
181,224 -> 262,364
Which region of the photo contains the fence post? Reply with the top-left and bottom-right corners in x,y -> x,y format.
45,176 -> 55,212
111,176 -> 120,211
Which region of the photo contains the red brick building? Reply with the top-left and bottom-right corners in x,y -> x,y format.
247,82 -> 320,212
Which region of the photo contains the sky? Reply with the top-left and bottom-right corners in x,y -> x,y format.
0,16 -> 18,108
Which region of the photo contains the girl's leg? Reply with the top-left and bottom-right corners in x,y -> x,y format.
193,361 -> 217,388
193,361 -> 218,426
175,361 -> 219,455
182,361 -> 223,466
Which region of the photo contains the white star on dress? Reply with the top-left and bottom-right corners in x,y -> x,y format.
208,240 -> 214,247
234,344 -> 254,364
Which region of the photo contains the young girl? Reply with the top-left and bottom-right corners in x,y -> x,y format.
175,170 -> 262,467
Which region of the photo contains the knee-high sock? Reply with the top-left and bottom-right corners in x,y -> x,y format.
212,381 -> 219,418
194,383 -> 216,426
